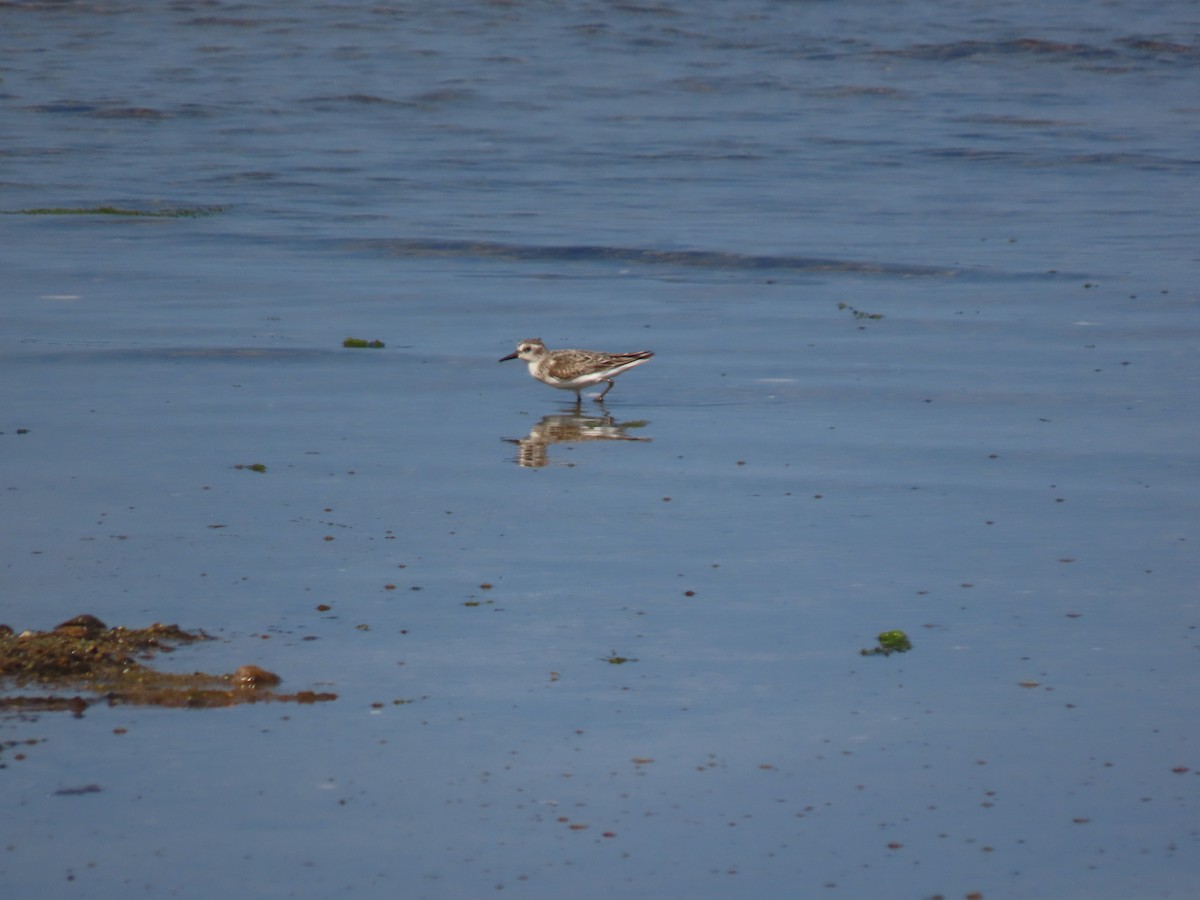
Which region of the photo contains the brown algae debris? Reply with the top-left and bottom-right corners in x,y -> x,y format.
0,615 -> 336,713
837,301 -> 885,321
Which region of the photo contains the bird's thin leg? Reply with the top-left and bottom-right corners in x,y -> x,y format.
595,380 -> 615,401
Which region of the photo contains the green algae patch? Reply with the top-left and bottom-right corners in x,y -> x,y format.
860,629 -> 913,657
602,652 -> 637,665
342,337 -> 386,348
0,615 -> 336,714
3,205 -> 225,218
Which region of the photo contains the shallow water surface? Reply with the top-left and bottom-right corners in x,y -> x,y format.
2,1 -> 1199,898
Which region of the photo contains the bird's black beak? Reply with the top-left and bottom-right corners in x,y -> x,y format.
499,351 -> 519,362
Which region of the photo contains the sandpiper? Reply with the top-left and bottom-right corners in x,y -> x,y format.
499,338 -> 654,402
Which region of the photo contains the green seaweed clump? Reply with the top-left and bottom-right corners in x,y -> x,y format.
860,629 -> 913,657
602,652 -> 637,665
0,615 -> 336,714
343,337 -> 386,349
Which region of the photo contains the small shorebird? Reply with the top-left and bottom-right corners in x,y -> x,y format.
499,338 -> 654,402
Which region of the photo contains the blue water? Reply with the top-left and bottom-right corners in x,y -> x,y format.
3,2 -> 1199,898
4,1 -> 1198,271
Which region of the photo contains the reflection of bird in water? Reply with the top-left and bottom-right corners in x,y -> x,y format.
505,410 -> 652,468
499,338 -> 653,402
